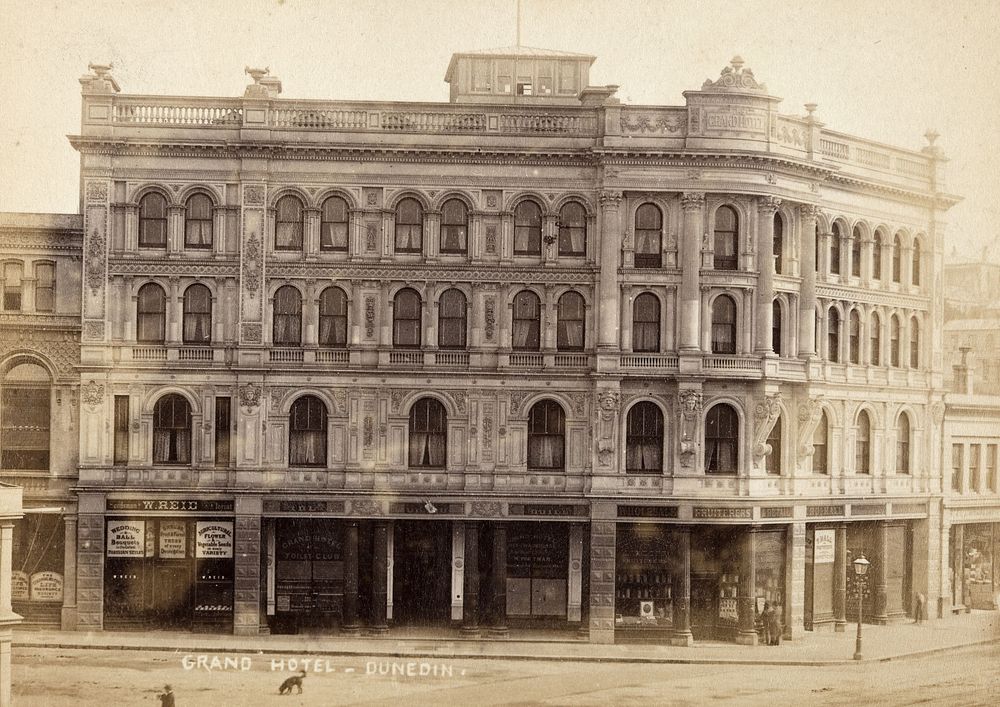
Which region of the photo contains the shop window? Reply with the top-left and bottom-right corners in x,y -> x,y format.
558,202 -> 586,256
827,307 -> 840,362
951,444 -> 963,492
184,193 -> 213,248
970,444 -> 981,492
556,291 -> 585,351
513,201 -> 542,255
849,310 -> 861,364
512,290 -> 541,351
873,231 -> 884,280
910,317 -> 920,368
12,515 -> 65,618
392,288 -> 422,348
507,523 -> 568,618
272,285 -> 302,346
113,395 -> 129,465
890,315 -> 901,367
711,295 -> 737,354
0,362 -> 50,470
318,286 -> 348,348
215,397 -> 231,467
615,524 -> 674,628
275,195 -> 304,251
895,414 -> 911,474
713,206 -> 739,270
632,293 -> 660,353
153,394 -> 191,465
870,312 -> 882,366
813,412 -> 829,474
962,525 -> 996,610
440,199 -> 468,254
626,402 -> 663,473
408,397 -> 447,468
892,233 -> 902,282
182,284 -> 212,344
2,261 -> 23,311
765,417 -> 782,475
288,396 -> 327,467
830,223 -> 842,275
34,262 -> 55,313
855,410 -> 871,474
138,192 -> 167,248
634,203 -> 662,268
437,288 -> 467,349
772,300 -> 782,356
705,404 -> 738,474
851,226 -> 862,277
394,198 -> 423,253
527,400 -> 565,470
773,213 -> 783,274
912,239 -> 921,286
320,195 -> 349,252
136,282 -> 166,343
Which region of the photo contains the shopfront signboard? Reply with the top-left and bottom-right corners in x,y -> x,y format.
107,520 -> 145,557
11,571 -> 29,602
196,521 -> 234,558
30,571 -> 63,602
159,520 -> 187,559
814,529 -> 835,564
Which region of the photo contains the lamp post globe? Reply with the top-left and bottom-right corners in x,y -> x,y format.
853,555 -> 870,577
853,554 -> 869,660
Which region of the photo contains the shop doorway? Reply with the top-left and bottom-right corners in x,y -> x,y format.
153,563 -> 192,628
392,521 -> 450,625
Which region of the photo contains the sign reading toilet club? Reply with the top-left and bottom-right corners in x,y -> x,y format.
107,520 -> 145,557
196,521 -> 234,558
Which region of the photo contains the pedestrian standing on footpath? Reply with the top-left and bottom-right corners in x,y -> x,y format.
761,602 -> 774,646
157,684 -> 175,707
914,592 -> 926,624
767,604 -> 783,645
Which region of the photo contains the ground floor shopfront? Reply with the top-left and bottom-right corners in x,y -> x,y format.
947,520 -> 1000,612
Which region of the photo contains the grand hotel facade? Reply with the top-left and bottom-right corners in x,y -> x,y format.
0,47 -> 971,644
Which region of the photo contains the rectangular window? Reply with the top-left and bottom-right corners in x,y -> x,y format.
35,263 -> 55,312
3,262 -> 23,311
970,444 -> 981,493
496,60 -> 513,94
215,397 -> 231,467
987,445 -> 997,492
113,396 -> 129,465
951,444 -> 963,492
516,79 -> 533,96
538,62 -> 553,95
558,61 -> 577,94
472,59 -> 491,92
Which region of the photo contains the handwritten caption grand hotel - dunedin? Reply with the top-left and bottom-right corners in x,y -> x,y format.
181,655 -> 462,678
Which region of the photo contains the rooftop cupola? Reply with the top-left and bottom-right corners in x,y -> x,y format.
444,46 -> 596,105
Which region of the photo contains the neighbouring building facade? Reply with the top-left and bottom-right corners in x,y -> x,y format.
0,47 -> 970,644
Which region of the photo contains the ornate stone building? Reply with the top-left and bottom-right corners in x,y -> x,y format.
28,48 -> 961,642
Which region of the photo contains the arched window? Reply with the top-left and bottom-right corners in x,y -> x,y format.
558,202 -> 586,256
705,404 -> 738,474
136,283 -> 166,343
873,231 -> 884,280
138,192 -> 167,248
556,291 -> 585,351
34,262 -> 55,312
272,285 -> 302,346
408,398 -> 447,468
827,308 -> 840,362
765,416 -> 782,475
813,412 -> 828,474
896,414 -> 911,474
393,288 -> 422,348
440,199 -> 468,254
713,206 -> 738,270
512,290 -> 541,351
890,315 -> 901,367
772,300 -> 783,356
438,289 -> 467,349
856,410 -> 871,474
514,200 -> 542,255
910,317 -> 920,368
0,362 -> 50,469
892,233 -> 902,282
2,261 -> 23,311
711,295 -> 737,354
626,402 -> 663,473
184,193 -> 213,248
870,312 -> 882,366
289,396 -> 327,467
318,287 -> 348,347
851,226 -> 862,277
527,400 -> 565,470
320,195 -> 349,252
912,240 -> 921,286
849,310 -> 861,364
182,284 -> 212,344
634,203 -> 662,268
395,198 -> 423,253
830,222 -> 842,275
773,213 -> 784,274
275,195 -> 304,250
153,394 -> 191,465
632,293 -> 660,353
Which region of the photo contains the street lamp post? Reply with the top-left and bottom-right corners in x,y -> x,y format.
853,554 -> 870,661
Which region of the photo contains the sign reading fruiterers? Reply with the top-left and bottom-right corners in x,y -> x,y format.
106,520 -> 145,557
30,571 -> 64,602
814,529 -> 836,564
196,521 -> 234,558
159,520 -> 187,559
11,571 -> 29,602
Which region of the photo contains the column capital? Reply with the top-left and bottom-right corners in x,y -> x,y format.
598,191 -> 623,208
681,192 -> 706,211
798,204 -> 820,220
757,196 -> 782,215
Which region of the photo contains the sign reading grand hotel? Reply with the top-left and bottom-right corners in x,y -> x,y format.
107,520 -> 145,557
196,521 -> 234,558
704,107 -> 767,133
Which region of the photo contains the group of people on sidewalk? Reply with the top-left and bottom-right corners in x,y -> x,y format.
757,602 -> 783,646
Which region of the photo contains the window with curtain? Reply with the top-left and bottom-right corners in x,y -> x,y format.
3,261 -> 23,311
851,226 -> 862,277
711,295 -> 737,354
34,262 -> 55,313
772,300 -> 782,356
765,416 -> 782,475
713,206 -> 738,270
827,308 -> 840,362
138,192 -> 167,248
153,394 -> 191,465
318,286 -> 348,347
275,195 -> 304,250
556,291 -> 585,351
773,213 -> 783,274
849,310 -> 861,364
910,317 -> 920,368
408,397 -> 447,468
830,222 -> 842,275
272,285 -> 302,345
393,288 -> 422,348
514,201 -> 542,255
890,315 -> 901,367
394,198 -> 423,253
184,193 -> 213,248
558,202 -> 586,256
632,293 -> 660,352
892,233 -> 902,282
440,199 -> 468,254
870,312 -> 882,366
528,400 -> 565,470
873,232 -> 884,280
136,283 -> 166,343
896,414 -> 910,474
626,402 -> 663,473
705,404 -> 738,474
813,412 -> 828,474
855,410 -> 871,474
438,288 -> 467,349
634,203 -> 662,268
0,362 -> 50,470
289,396 -> 327,467
182,284 -> 212,344
512,290 -> 541,351
320,195 -> 349,252
912,240 -> 921,286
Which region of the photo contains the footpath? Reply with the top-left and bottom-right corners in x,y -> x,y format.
12,610 -> 1000,667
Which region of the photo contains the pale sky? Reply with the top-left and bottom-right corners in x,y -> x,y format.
2,0 -> 998,260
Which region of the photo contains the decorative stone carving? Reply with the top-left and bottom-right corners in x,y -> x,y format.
598,191 -> 622,209
450,390 -> 467,414
571,393 -> 587,417
752,394 -> 782,469
757,196 -> 782,214
81,381 -> 104,409
239,383 -> 261,413
332,388 -> 348,416
241,322 -> 262,343
687,169 -> 703,181
482,415 -> 493,450
765,172 -> 777,185
930,401 -> 945,425
243,184 -> 265,205
351,499 -> 382,516
510,391 -> 529,416
796,398 -> 825,460
678,389 -> 702,468
484,297 -> 496,340
268,386 -> 292,409
485,194 -> 498,209
85,228 -> 107,296
484,225 -> 498,254
82,320 -> 105,342
681,192 -> 706,211
364,296 -> 376,338
702,56 -> 767,93
619,112 -> 684,134
363,416 -> 374,447
471,501 -> 502,517
366,224 -> 377,251
85,181 -> 108,204
390,389 -> 404,413
366,192 -> 378,207
596,390 -> 620,467
242,232 -> 262,294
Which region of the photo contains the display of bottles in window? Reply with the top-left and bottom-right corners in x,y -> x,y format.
615,570 -> 673,626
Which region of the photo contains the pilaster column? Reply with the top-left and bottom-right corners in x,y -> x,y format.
952,523 -> 964,609
670,525 -> 693,645
588,508 -> 617,644
679,193 -> 705,351
874,520 -> 889,623
342,521 -> 360,634
370,521 -> 388,634
212,206 -> 227,256
542,213 -> 558,265
303,207 -> 321,257
737,527 -> 759,645
167,204 -> 184,253
786,521 -> 806,640
425,209 -> 441,261
61,515 -> 78,630
0,521 -> 14,707
233,496 -> 263,636
755,197 -> 781,354
488,523 -> 508,637
499,211 -> 513,263
798,205 -> 818,357
834,523 -> 847,631
597,191 -> 622,350
379,281 -> 391,347
461,521 -> 480,635
124,203 -> 139,251
568,522 -> 583,623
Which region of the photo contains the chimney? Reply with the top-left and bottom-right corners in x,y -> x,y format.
954,346 -> 975,395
